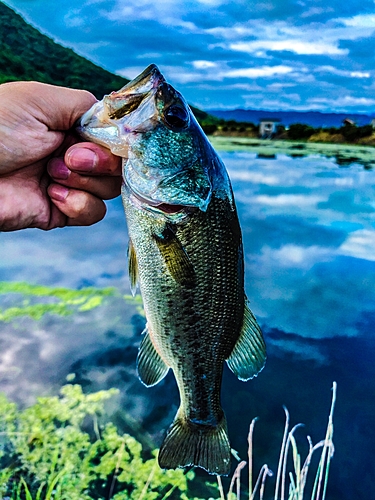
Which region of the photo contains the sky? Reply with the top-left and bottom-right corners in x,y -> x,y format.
3,0 -> 375,113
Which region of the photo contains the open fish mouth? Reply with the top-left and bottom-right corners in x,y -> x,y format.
155,203 -> 190,214
125,185 -> 199,217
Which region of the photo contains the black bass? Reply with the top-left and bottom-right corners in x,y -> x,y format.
77,64 -> 266,475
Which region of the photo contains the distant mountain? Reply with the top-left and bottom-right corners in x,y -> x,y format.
0,1 -> 128,98
208,109 -> 375,128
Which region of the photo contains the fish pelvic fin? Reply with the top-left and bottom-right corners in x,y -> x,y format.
158,410 -> 231,476
226,299 -> 266,381
127,238 -> 138,297
137,327 -> 169,387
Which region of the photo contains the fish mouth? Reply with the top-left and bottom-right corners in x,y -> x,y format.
155,203 -> 188,214
120,64 -> 164,93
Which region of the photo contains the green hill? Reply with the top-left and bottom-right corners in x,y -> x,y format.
0,1 -> 221,131
0,1 -> 128,98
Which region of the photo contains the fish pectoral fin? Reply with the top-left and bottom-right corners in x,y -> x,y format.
128,238 -> 139,297
226,300 -> 266,381
137,327 -> 169,387
153,225 -> 195,286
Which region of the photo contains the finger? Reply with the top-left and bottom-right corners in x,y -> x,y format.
38,83 -> 97,130
47,157 -> 122,200
65,142 -> 123,176
48,184 -> 107,226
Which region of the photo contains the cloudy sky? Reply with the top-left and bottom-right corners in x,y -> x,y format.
4,0 -> 375,112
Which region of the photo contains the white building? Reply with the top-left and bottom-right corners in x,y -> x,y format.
259,119 -> 281,138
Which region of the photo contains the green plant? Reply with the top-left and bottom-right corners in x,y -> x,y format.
0,384 -> 197,500
287,124 -> 316,141
0,282 -> 117,321
216,383 -> 336,500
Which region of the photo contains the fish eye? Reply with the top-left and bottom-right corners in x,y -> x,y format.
164,105 -> 189,129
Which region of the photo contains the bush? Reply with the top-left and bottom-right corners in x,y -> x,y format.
201,124 -> 218,135
340,124 -> 373,141
288,123 -> 316,140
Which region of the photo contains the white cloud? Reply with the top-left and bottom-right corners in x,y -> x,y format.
338,229 -> 375,261
267,336 -> 328,364
196,0 -> 224,5
301,7 -> 334,18
341,14 -> 375,28
192,60 -> 217,69
350,71 -> 371,78
267,82 -> 296,90
253,194 -> 324,207
228,170 -> 281,185
224,65 -> 294,78
230,40 -> 347,56
316,65 -> 371,79
260,244 -> 332,269
63,10 -> 85,28
310,96 -> 375,108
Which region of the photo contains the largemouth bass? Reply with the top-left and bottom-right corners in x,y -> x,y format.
77,64 -> 266,476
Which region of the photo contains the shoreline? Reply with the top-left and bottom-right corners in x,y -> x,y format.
208,136 -> 375,168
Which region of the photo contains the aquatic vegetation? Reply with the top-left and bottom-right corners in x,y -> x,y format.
210,137 -> 375,169
0,382 -> 336,500
0,383 -> 197,500
0,282 -> 143,322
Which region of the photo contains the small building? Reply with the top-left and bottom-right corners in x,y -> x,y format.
259,118 -> 281,139
342,118 -> 355,126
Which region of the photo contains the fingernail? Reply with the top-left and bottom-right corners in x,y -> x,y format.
67,148 -> 98,172
48,158 -> 70,180
49,184 -> 69,202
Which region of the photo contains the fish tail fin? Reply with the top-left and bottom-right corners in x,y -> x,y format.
158,409 -> 231,476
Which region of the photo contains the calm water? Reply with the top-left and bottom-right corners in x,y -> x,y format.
1,151 -> 375,498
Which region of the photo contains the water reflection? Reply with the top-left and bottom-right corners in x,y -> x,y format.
0,151 -> 374,498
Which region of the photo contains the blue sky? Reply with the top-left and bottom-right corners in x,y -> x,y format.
4,0 -> 375,112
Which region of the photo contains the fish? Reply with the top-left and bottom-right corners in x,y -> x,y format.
77,64 -> 266,476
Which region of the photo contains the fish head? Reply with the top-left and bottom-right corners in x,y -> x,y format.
78,64 -> 214,221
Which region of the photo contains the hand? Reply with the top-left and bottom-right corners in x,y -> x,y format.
0,81 -> 123,232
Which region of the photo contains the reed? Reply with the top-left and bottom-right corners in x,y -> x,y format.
218,382 -> 336,500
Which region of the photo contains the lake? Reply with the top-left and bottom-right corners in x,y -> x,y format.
1,142 -> 374,499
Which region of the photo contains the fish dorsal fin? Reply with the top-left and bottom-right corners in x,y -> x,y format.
137,326 -> 169,387
153,225 -> 195,286
226,300 -> 266,381
128,238 -> 138,297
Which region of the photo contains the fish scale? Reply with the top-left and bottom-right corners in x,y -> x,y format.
77,63 -> 266,475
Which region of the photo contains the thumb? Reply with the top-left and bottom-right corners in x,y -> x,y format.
2,81 -> 97,131
37,82 -> 98,130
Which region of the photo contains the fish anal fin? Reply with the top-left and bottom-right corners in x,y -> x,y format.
226,300 -> 266,381
153,225 -> 195,286
128,238 -> 138,297
137,326 -> 169,387
158,410 -> 231,476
